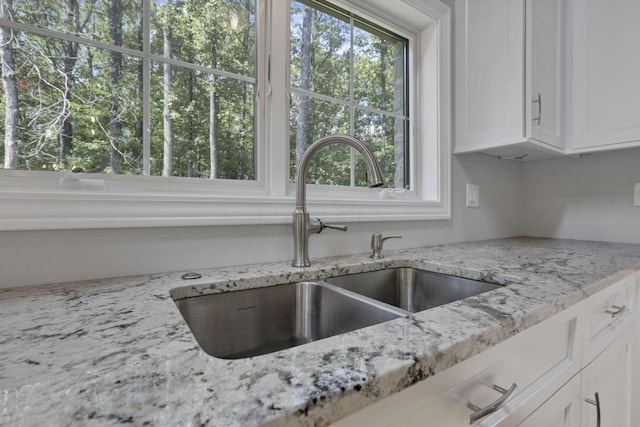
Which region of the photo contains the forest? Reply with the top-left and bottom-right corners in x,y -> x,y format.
0,0 -> 408,189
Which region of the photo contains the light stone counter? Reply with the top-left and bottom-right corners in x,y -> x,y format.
2,237 -> 640,426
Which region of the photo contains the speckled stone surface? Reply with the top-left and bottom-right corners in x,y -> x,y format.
2,237 -> 640,426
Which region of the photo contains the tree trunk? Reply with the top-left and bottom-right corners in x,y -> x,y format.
59,0 -> 80,168
393,42 -> 405,189
186,49 -> 194,178
295,5 -> 313,168
135,7 -> 144,171
1,0 -> 19,169
109,0 -> 123,174
209,79 -> 217,179
242,0 -> 253,180
238,47 -> 248,179
162,22 -> 173,177
209,39 -> 218,180
60,48 -> 76,168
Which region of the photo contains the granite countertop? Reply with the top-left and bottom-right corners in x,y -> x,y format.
2,237 -> 640,426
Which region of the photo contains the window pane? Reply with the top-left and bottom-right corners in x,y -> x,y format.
0,32 -> 143,173
151,0 -> 256,77
1,0 -> 257,181
150,64 -> 255,179
290,93 -> 351,185
354,110 -> 407,189
289,0 -> 409,190
290,0 -> 349,101
353,26 -> 406,114
11,0 -> 144,51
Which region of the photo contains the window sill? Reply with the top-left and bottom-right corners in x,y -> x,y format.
0,173 -> 450,231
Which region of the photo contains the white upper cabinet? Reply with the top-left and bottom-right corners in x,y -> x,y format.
565,0 -> 640,152
528,0 -> 564,148
455,0 -> 564,161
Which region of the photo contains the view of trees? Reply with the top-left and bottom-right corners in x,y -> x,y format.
1,0 -> 408,189
0,0 -> 255,179
290,0 -> 408,189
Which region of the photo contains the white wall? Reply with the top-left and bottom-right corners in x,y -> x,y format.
0,0 -> 532,289
0,153 -> 524,288
5,143 -> 639,289
523,147 -> 640,243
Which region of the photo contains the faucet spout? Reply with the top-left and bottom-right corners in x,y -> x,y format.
295,135 -> 384,209
292,135 -> 385,267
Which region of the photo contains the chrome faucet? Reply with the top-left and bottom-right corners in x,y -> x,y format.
292,135 -> 385,267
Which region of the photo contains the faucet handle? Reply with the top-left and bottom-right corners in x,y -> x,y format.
323,223 -> 348,232
315,218 -> 348,233
370,232 -> 402,259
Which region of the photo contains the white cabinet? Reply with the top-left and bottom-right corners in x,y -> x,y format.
455,0 -> 640,159
518,374 -> 581,427
332,296 -> 582,426
520,328 -> 634,427
565,0 -> 640,153
633,273 -> 640,425
332,272 -> 638,427
579,275 -> 635,427
454,0 -> 564,161
582,327 -> 633,427
527,0 -> 564,148
383,308 -> 578,426
582,273 -> 635,364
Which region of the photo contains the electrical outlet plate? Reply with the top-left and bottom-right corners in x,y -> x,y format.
466,184 -> 480,208
634,183 -> 640,206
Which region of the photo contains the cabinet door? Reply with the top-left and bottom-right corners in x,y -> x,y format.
583,274 -> 634,364
633,273 -> 640,425
455,0 -> 525,151
582,327 -> 633,427
568,0 -> 640,150
528,0 -> 563,148
518,375 -> 580,427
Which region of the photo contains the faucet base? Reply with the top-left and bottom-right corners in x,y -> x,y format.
291,211 -> 312,267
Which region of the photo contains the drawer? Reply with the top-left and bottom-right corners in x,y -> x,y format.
583,274 -> 635,365
380,312 -> 580,426
459,313 -> 579,426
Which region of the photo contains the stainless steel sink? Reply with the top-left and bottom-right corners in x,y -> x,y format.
325,268 -> 502,313
173,281 -> 407,359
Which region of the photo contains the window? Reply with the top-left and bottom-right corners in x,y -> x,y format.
289,0 -> 408,189
0,0 -> 451,230
0,0 -> 256,179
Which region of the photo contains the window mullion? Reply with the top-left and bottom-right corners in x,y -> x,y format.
266,0 -> 290,197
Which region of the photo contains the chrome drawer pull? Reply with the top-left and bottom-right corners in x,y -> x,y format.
467,382 -> 517,424
605,304 -> 625,317
584,392 -> 601,427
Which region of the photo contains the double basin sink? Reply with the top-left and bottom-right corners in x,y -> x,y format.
173,268 -> 502,359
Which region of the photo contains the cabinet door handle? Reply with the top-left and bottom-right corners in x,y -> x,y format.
605,304 -> 625,317
532,93 -> 542,125
584,392 -> 601,427
467,382 -> 517,424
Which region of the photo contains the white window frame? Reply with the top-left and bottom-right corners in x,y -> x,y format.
0,0 -> 450,231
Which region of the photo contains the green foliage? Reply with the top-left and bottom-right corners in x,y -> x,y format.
289,0 -> 407,189
1,0 -> 405,188
1,0 -> 256,179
